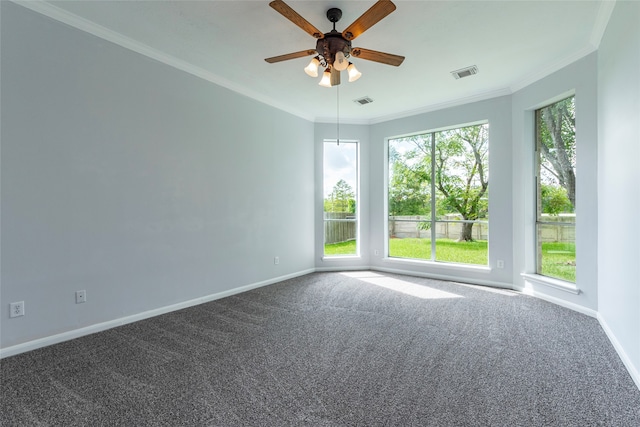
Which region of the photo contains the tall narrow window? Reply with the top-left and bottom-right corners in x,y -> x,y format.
323,141 -> 358,257
388,123 -> 489,265
535,97 -> 576,282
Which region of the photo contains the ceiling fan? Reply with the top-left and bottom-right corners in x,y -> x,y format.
265,0 -> 405,87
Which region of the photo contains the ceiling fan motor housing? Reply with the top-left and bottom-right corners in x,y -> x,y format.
316,32 -> 352,67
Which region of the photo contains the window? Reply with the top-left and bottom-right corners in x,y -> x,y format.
388,123 -> 489,265
323,140 -> 358,257
535,97 -> 576,282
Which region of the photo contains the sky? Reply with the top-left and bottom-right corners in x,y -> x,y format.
323,141 -> 357,198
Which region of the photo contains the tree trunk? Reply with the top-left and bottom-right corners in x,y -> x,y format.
459,222 -> 474,242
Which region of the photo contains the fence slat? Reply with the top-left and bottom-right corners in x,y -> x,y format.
324,212 -> 356,244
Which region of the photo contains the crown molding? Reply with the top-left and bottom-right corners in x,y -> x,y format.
11,0 -> 616,127
367,87 -> 512,125
509,44 -> 597,94
11,0 -> 315,122
590,0 -> 616,48
510,0 -> 615,94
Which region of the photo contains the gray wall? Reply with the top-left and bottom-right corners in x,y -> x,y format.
597,0 -> 640,381
511,52 -> 598,310
1,3 -> 315,349
367,96 -> 513,287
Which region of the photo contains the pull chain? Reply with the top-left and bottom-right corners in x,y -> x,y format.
336,85 -> 340,145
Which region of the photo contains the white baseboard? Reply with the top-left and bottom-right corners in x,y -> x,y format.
0,268 -> 315,359
372,265 -> 513,290
4,266 -> 639,394
597,313 -> 640,390
512,283 -> 598,318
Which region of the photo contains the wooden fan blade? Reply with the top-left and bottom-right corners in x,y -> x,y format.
265,50 -> 317,64
330,67 -> 341,86
269,0 -> 324,39
342,0 -> 396,41
351,47 -> 404,66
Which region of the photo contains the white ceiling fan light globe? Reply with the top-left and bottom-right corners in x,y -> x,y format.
319,68 -> 332,87
347,62 -> 362,82
334,51 -> 348,71
304,57 -> 320,77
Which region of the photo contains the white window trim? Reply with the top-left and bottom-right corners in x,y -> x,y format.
383,256 -> 491,273
521,272 -> 580,295
323,139 -> 360,258
385,122 -> 490,267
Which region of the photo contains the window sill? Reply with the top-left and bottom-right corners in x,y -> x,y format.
322,256 -> 361,262
521,273 -> 580,295
382,256 -> 491,273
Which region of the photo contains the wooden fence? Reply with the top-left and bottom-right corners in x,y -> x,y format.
389,216 -> 488,240
324,212 -> 356,244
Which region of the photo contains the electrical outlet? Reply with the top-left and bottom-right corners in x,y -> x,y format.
10,301 -> 25,318
274,256 -> 279,265
497,260 -> 505,269
76,290 -> 87,304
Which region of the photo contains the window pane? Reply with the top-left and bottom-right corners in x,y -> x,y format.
388,218 -> 431,260
388,123 -> 489,265
388,135 -> 432,260
434,221 -> 489,264
536,97 -> 576,282
537,224 -> 576,282
324,141 -> 358,256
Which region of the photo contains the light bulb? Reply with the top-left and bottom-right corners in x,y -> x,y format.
304,57 -> 320,77
347,62 -> 362,82
319,68 -> 332,87
334,51 -> 348,71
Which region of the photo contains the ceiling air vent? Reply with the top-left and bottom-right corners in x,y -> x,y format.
353,96 -> 374,105
451,65 -> 479,80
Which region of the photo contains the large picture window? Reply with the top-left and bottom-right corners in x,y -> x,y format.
323,140 -> 358,257
388,123 -> 489,265
535,97 -> 576,282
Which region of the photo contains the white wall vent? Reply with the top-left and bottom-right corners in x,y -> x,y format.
451,65 -> 479,79
353,96 -> 374,105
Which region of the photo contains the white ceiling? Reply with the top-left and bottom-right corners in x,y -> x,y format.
34,1 -> 611,123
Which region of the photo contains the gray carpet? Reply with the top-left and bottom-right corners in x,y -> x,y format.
2,271 -> 639,426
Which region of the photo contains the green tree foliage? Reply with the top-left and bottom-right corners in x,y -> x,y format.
434,125 -> 489,241
325,179 -> 355,213
540,184 -> 573,215
388,146 -> 430,216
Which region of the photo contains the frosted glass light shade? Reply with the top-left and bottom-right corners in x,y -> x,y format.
319,68 -> 332,87
304,57 -> 320,77
334,51 -> 348,71
347,63 -> 362,82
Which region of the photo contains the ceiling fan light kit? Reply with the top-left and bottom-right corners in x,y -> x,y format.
304,56 -> 321,77
319,68 -> 332,87
266,0 -> 404,87
347,63 -> 362,82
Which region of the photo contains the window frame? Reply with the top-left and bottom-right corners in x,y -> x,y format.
385,121 -> 490,266
534,96 -> 576,284
322,139 -> 360,258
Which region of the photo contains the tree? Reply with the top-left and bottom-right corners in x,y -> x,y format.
389,124 -> 489,242
434,125 -> 489,241
540,184 -> 573,215
388,146 -> 430,216
538,97 -> 576,209
325,179 -> 355,213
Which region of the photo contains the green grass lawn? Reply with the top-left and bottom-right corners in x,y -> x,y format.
324,238 -> 576,282
540,241 -> 576,283
323,240 -> 357,256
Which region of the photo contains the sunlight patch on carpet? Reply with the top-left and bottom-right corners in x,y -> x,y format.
341,272 -> 463,300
